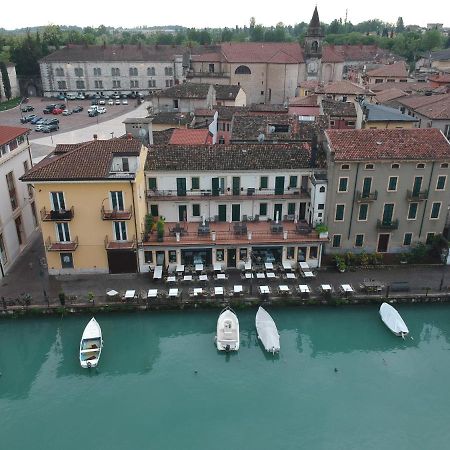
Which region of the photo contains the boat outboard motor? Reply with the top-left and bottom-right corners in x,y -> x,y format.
225,345 -> 230,352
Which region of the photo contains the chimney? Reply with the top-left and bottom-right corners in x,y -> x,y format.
93,134 -> 98,140
127,133 -> 133,140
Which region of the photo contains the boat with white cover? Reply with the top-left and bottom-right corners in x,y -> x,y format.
215,307 -> 240,351
379,302 -> 409,338
79,317 -> 103,368
255,306 -> 280,354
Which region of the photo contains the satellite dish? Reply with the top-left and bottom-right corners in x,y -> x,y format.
268,126 -> 276,133
257,133 -> 265,143
139,128 -> 148,138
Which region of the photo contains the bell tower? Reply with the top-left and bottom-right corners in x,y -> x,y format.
304,6 -> 324,79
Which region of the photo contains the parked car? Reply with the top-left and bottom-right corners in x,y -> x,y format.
88,109 -> 99,117
35,123 -> 46,131
66,94 -> 77,100
46,118 -> 60,125
76,93 -> 85,100
62,109 -> 72,116
35,118 -> 46,125
97,107 -> 106,114
73,106 -> 84,113
98,99 -> 106,105
115,99 -> 121,105
30,116 -> 43,124
42,123 -> 59,133
91,99 -> 98,105
112,94 -> 120,99
21,105 -> 34,112
43,104 -> 57,114
20,114 -> 36,123
122,99 -> 128,105
52,108 -> 63,115
56,94 -> 66,100
107,99 -> 114,105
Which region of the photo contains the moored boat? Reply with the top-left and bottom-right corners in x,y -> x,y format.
379,302 -> 409,338
215,307 -> 240,352
256,306 -> 280,354
79,317 -> 103,368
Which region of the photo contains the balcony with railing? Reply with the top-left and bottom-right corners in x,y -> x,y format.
355,190 -> 378,202
41,206 -> 74,221
376,219 -> 399,230
406,190 -> 428,201
141,220 -> 326,247
146,187 -> 311,201
45,236 -> 78,251
101,205 -> 133,220
104,235 -> 136,250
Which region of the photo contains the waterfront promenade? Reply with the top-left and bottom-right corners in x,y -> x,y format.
1,234 -> 449,310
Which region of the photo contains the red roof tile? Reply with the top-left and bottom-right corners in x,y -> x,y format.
368,81 -> 433,93
320,80 -> 373,95
375,88 -> 408,104
169,129 -> 212,145
0,125 -> 29,146
219,42 -> 304,63
396,93 -> 450,109
326,129 -> 450,161
367,61 -> 409,78
414,96 -> 450,119
322,46 -> 344,63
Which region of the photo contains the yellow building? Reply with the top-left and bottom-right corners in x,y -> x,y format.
21,138 -> 148,274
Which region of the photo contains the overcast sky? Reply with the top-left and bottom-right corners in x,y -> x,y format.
3,0 -> 449,30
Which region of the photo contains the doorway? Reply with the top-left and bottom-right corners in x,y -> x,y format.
218,204 -> 227,222
377,234 -> 390,253
178,205 -> 187,222
232,204 -> 240,222
227,248 -> 236,267
273,204 -> 283,221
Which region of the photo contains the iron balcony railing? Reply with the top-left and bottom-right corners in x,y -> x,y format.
41,206 -> 74,221
355,190 -> 378,202
101,205 -> 133,220
376,219 -> 399,230
45,236 -> 78,251
104,234 -> 137,250
406,189 -> 428,201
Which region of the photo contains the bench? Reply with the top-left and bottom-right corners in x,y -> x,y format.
390,281 -> 410,292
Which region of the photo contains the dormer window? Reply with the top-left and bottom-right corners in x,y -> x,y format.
122,158 -> 129,172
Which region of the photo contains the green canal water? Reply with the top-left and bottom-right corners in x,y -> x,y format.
1,305 -> 450,449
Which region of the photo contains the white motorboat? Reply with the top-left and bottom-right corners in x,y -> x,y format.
379,302 -> 409,338
215,307 -> 240,352
255,306 -> 280,354
79,317 -> 103,368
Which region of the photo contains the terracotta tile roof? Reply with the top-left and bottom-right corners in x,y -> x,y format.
194,108 -> 217,117
396,93 -> 450,109
332,45 -> 401,63
321,99 -> 357,117
298,80 -> 320,89
191,52 -> 223,62
214,105 -> 249,121
249,104 -> 288,113
319,80 -> 373,96
366,61 -> 409,78
218,42 -> 304,63
21,138 -> 142,181
39,44 -> 187,62
231,113 -> 328,143
146,143 -> 311,171
153,129 -> 174,145
214,84 -> 241,100
368,81 -> 433,93
429,74 -> 450,84
0,125 -> 29,146
375,88 -> 408,104
288,106 -> 321,116
414,96 -> 450,119
326,129 -> 450,161
426,48 -> 450,61
154,83 -> 211,99
289,95 -> 319,106
151,112 -> 193,125
169,129 -> 212,145
322,46 -> 344,63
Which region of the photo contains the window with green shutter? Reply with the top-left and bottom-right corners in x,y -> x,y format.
259,203 -> 267,216
150,204 -> 159,217
335,204 -> 345,221
332,235 -> 341,248
408,203 -> 418,220
436,175 -> 446,190
403,233 -> 412,246
288,203 -> 295,215
260,176 -> 268,189
191,177 -> 200,190
338,177 -> 348,192
355,234 -> 364,247
388,176 -> 398,191
289,176 -> 298,188
358,204 -> 368,221
192,204 -> 200,217
148,177 -> 157,190
431,202 -> 441,219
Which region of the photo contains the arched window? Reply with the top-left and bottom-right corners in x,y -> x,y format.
235,65 -> 251,75
311,41 -> 319,53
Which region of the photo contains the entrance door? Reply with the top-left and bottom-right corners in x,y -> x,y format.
107,250 -> 137,273
176,178 -> 187,196
232,204 -> 240,222
156,251 -> 165,266
212,177 -> 220,196
178,205 -> 187,222
218,204 -> 227,221
232,177 -> 240,196
299,202 -> 306,220
273,204 -> 283,221
275,176 -> 285,195
227,248 -> 236,267
377,234 -> 390,253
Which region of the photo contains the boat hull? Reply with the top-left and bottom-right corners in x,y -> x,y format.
216,307 -> 240,351
379,303 -> 409,337
256,306 -> 280,353
79,318 -> 103,368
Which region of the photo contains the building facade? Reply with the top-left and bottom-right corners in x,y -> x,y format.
143,144 -> 327,270
0,64 -> 20,100
324,129 -> 450,254
21,138 -> 148,275
0,126 -> 38,279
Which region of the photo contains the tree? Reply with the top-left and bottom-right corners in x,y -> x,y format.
42,25 -> 63,48
250,17 -> 256,30
396,17 -> 405,33
221,28 -> 233,42
0,61 -> 11,100
250,24 -> 264,41
421,30 -> 443,51
328,19 -> 343,34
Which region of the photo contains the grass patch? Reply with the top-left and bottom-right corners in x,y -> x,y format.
0,97 -> 22,112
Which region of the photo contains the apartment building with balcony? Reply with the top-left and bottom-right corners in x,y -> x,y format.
143,144 -> 328,270
324,128 -> 450,254
21,137 -> 148,274
0,126 -> 38,279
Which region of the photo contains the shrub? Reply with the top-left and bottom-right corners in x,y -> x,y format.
359,251 -> 369,266
58,292 -> 66,306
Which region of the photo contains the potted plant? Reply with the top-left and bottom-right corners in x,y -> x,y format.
144,214 -> 154,240
315,223 -> 328,239
334,255 -> 346,273
156,216 -> 165,242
